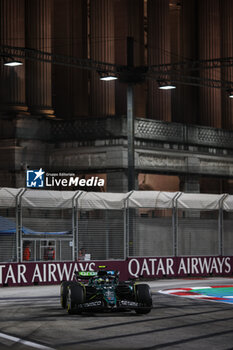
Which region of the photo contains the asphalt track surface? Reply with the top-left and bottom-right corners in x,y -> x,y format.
0,278 -> 233,350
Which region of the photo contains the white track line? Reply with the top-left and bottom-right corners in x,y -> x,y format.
0,332 -> 55,350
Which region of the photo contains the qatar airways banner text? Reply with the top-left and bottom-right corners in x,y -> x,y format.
0,256 -> 232,287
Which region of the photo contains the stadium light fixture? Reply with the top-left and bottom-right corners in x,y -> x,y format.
3,57 -> 23,67
100,74 -> 118,81
99,70 -> 118,81
157,79 -> 176,90
159,84 -> 176,90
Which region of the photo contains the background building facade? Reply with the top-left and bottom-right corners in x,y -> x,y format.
0,0 -> 233,192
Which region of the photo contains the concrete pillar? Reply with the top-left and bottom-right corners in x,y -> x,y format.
221,0 -> 233,130
147,0 -> 171,121
180,0 -> 198,125
198,0 -> 221,128
169,0 -> 182,123
25,0 -> 54,117
0,0 -> 28,115
53,0 -> 88,119
90,0 -> 115,116
114,0 -> 145,118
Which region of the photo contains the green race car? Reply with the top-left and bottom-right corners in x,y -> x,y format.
60,267 -> 152,314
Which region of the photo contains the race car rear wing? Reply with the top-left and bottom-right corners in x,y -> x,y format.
76,269 -> 119,279
77,271 -> 98,279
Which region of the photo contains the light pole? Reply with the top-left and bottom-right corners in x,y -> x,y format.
123,37 -> 147,191
99,37 -> 138,191
127,83 -> 135,191
126,37 -> 135,191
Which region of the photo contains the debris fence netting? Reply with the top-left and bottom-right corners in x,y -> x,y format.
0,189 -> 233,263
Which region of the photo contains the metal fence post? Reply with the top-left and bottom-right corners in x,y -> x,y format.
124,191 -> 134,260
72,191 -> 83,261
105,210 -> 109,260
16,188 -> 26,262
172,192 -> 182,257
218,194 -> 228,256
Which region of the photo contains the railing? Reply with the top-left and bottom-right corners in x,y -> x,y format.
2,115 -> 233,150
51,116 -> 233,150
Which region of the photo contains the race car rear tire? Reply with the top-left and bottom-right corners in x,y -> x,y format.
67,284 -> 85,314
135,284 -> 152,314
60,281 -> 76,308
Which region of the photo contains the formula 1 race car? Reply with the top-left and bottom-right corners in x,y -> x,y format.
60,267 -> 152,314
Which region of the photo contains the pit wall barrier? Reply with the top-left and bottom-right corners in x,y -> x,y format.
1,256 -> 233,287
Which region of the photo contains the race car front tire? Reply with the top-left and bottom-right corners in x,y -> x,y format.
135,284 -> 152,314
60,281 -> 76,308
67,284 -> 85,314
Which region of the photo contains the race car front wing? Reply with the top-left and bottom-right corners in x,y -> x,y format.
76,300 -> 140,310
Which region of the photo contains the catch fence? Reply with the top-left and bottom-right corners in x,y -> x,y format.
0,189 -> 233,263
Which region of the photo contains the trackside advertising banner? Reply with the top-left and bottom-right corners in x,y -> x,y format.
0,256 -> 233,287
